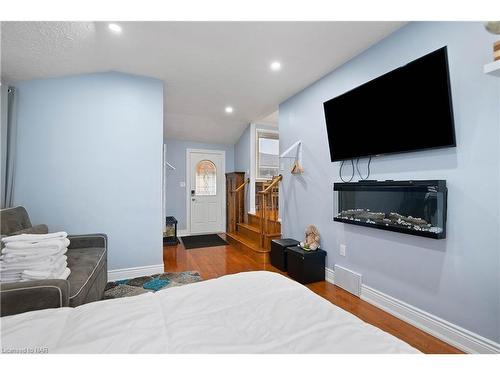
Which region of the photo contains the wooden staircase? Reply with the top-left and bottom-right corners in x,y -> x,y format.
225,175 -> 282,263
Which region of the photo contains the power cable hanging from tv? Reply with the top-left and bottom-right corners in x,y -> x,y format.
339,159 -> 355,182
356,156 -> 372,180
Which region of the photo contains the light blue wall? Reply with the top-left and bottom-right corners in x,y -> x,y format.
164,138 -> 234,231
13,72 -> 164,270
235,124 -> 251,174
234,125 -> 252,211
279,22 -> 500,342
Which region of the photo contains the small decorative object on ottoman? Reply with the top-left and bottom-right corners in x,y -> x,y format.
163,216 -> 179,245
285,245 -> 327,284
299,224 -> 320,251
270,238 -> 300,271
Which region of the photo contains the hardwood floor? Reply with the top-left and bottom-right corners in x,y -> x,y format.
163,237 -> 463,354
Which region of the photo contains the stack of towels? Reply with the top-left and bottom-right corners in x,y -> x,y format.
0,232 -> 71,283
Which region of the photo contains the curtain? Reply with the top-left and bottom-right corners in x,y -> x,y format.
1,86 -> 17,208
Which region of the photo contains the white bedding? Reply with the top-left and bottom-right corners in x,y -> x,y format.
0,271 -> 419,353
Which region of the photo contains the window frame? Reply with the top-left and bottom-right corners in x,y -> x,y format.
256,129 -> 279,181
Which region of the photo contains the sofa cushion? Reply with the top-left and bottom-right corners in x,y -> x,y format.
67,247 -> 107,307
0,279 -> 70,317
10,224 -> 49,235
0,206 -> 33,235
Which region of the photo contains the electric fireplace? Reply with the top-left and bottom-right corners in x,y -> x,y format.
333,180 -> 447,239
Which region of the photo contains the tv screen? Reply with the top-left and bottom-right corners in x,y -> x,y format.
323,47 -> 456,162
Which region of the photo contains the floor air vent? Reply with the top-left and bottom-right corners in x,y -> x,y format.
334,265 -> 362,297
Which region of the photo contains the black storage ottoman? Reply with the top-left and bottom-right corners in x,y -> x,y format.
270,238 -> 300,271
285,246 -> 327,284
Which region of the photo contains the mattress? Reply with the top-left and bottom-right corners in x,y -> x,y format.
0,271 -> 419,353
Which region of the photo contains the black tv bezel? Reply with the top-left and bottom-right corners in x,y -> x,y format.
323,46 -> 457,162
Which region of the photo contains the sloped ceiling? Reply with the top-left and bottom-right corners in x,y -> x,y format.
1,21 -> 405,143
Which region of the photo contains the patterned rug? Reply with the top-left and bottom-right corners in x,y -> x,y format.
104,271 -> 202,299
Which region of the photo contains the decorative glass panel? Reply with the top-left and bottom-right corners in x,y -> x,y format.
195,160 -> 217,196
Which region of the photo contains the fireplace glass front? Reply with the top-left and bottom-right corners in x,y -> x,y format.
334,180 -> 447,239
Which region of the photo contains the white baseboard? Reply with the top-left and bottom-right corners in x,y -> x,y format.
325,267 -> 335,284
177,230 -> 189,237
108,264 -> 164,281
325,267 -> 500,354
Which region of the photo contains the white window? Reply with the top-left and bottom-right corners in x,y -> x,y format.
256,131 -> 279,180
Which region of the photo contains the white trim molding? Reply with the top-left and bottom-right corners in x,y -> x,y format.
177,229 -> 189,237
249,123 -> 256,214
325,267 -> 500,354
325,266 -> 335,285
108,264 -> 165,282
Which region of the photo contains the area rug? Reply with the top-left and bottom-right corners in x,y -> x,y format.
181,234 -> 228,249
103,271 -> 202,299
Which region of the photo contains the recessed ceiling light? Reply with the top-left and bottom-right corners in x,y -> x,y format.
225,106 -> 234,114
270,61 -> 282,71
108,23 -> 122,34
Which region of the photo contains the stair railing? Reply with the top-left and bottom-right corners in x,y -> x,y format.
257,174 -> 282,247
230,178 -> 250,232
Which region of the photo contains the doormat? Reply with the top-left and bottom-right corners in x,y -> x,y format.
103,271 -> 202,299
181,234 -> 228,249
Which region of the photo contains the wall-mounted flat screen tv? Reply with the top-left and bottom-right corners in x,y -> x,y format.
323,47 -> 456,162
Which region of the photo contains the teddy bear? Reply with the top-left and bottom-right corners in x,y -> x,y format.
300,224 -> 320,251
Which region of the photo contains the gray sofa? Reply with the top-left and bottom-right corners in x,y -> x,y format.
0,206 -> 108,317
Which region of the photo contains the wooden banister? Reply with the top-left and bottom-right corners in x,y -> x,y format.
258,175 -> 282,247
257,175 -> 282,195
232,178 -> 250,193
230,178 -> 249,231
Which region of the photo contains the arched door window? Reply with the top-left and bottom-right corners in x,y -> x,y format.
195,160 -> 217,196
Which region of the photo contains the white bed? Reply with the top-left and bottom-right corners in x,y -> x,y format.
0,271 -> 419,353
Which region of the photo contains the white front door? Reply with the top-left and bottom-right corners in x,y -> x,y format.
188,149 -> 225,234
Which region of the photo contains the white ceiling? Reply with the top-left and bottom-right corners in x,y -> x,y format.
1,21 -> 405,144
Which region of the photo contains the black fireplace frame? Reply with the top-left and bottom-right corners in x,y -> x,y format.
333,180 -> 447,239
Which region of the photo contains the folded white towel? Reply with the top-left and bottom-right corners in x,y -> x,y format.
1,231 -> 68,244
1,255 -> 67,272
22,261 -> 67,278
0,269 -> 24,276
0,231 -> 72,282
22,265 -> 70,281
1,251 -> 67,264
57,267 -> 71,280
49,257 -> 67,271
1,269 -> 23,276
0,275 -> 22,282
1,246 -> 68,257
5,238 -> 70,250
1,263 -> 48,272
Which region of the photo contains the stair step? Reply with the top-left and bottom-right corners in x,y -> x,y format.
226,231 -> 267,253
237,222 -> 259,233
247,213 -> 281,232
236,222 -> 261,242
236,223 -> 281,241
266,232 -> 281,238
247,212 -> 281,223
225,231 -> 270,263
